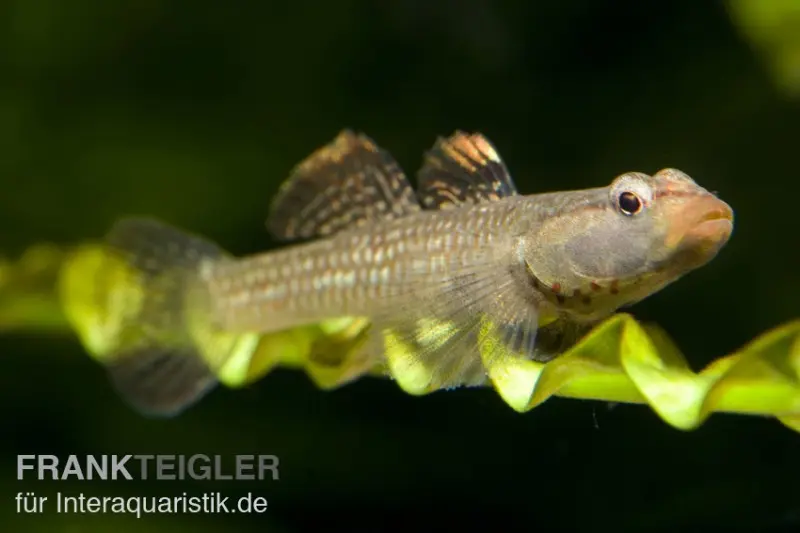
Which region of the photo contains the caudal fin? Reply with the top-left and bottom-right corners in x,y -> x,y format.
101,217 -> 245,417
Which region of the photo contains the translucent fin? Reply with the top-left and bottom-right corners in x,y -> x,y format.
377,314 -> 489,394
416,131 -> 518,209
102,217 -> 258,416
267,130 -> 422,241
360,250 -> 544,395
105,346 -> 216,416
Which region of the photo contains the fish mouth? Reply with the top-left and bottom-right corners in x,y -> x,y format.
696,205 -> 733,224
667,195 -> 734,267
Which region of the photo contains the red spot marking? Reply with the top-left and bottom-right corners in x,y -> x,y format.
610,280 -> 620,295
590,282 -> 602,292
551,283 -> 562,293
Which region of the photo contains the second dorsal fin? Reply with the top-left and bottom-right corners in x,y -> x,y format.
416,131 -> 519,209
267,130 -> 422,241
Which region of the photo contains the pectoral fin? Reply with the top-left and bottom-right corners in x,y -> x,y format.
359,253 -> 545,395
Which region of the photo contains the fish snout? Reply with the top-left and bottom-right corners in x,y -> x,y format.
666,194 -> 734,266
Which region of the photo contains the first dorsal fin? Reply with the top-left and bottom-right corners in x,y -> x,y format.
416,131 -> 519,210
267,130 -> 422,241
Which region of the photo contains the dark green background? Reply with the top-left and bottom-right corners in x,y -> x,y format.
1,1 -> 798,531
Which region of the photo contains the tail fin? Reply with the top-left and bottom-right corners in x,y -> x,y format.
101,217 -> 249,417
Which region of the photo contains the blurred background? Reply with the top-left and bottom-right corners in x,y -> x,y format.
1,0 -> 799,531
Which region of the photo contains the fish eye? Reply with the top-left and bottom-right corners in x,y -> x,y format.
617,191 -> 642,216
609,172 -> 653,216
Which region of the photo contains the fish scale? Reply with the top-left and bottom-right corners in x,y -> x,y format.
205,202 -> 508,334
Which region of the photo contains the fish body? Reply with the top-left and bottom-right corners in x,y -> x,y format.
103,131 -> 734,416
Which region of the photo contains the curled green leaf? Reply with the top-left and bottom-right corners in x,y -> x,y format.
1,242 -> 798,432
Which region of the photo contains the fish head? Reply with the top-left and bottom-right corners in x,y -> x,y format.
522,168 -> 734,321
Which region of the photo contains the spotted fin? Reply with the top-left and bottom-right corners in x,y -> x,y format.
267,130 -> 422,241
416,131 -> 518,209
